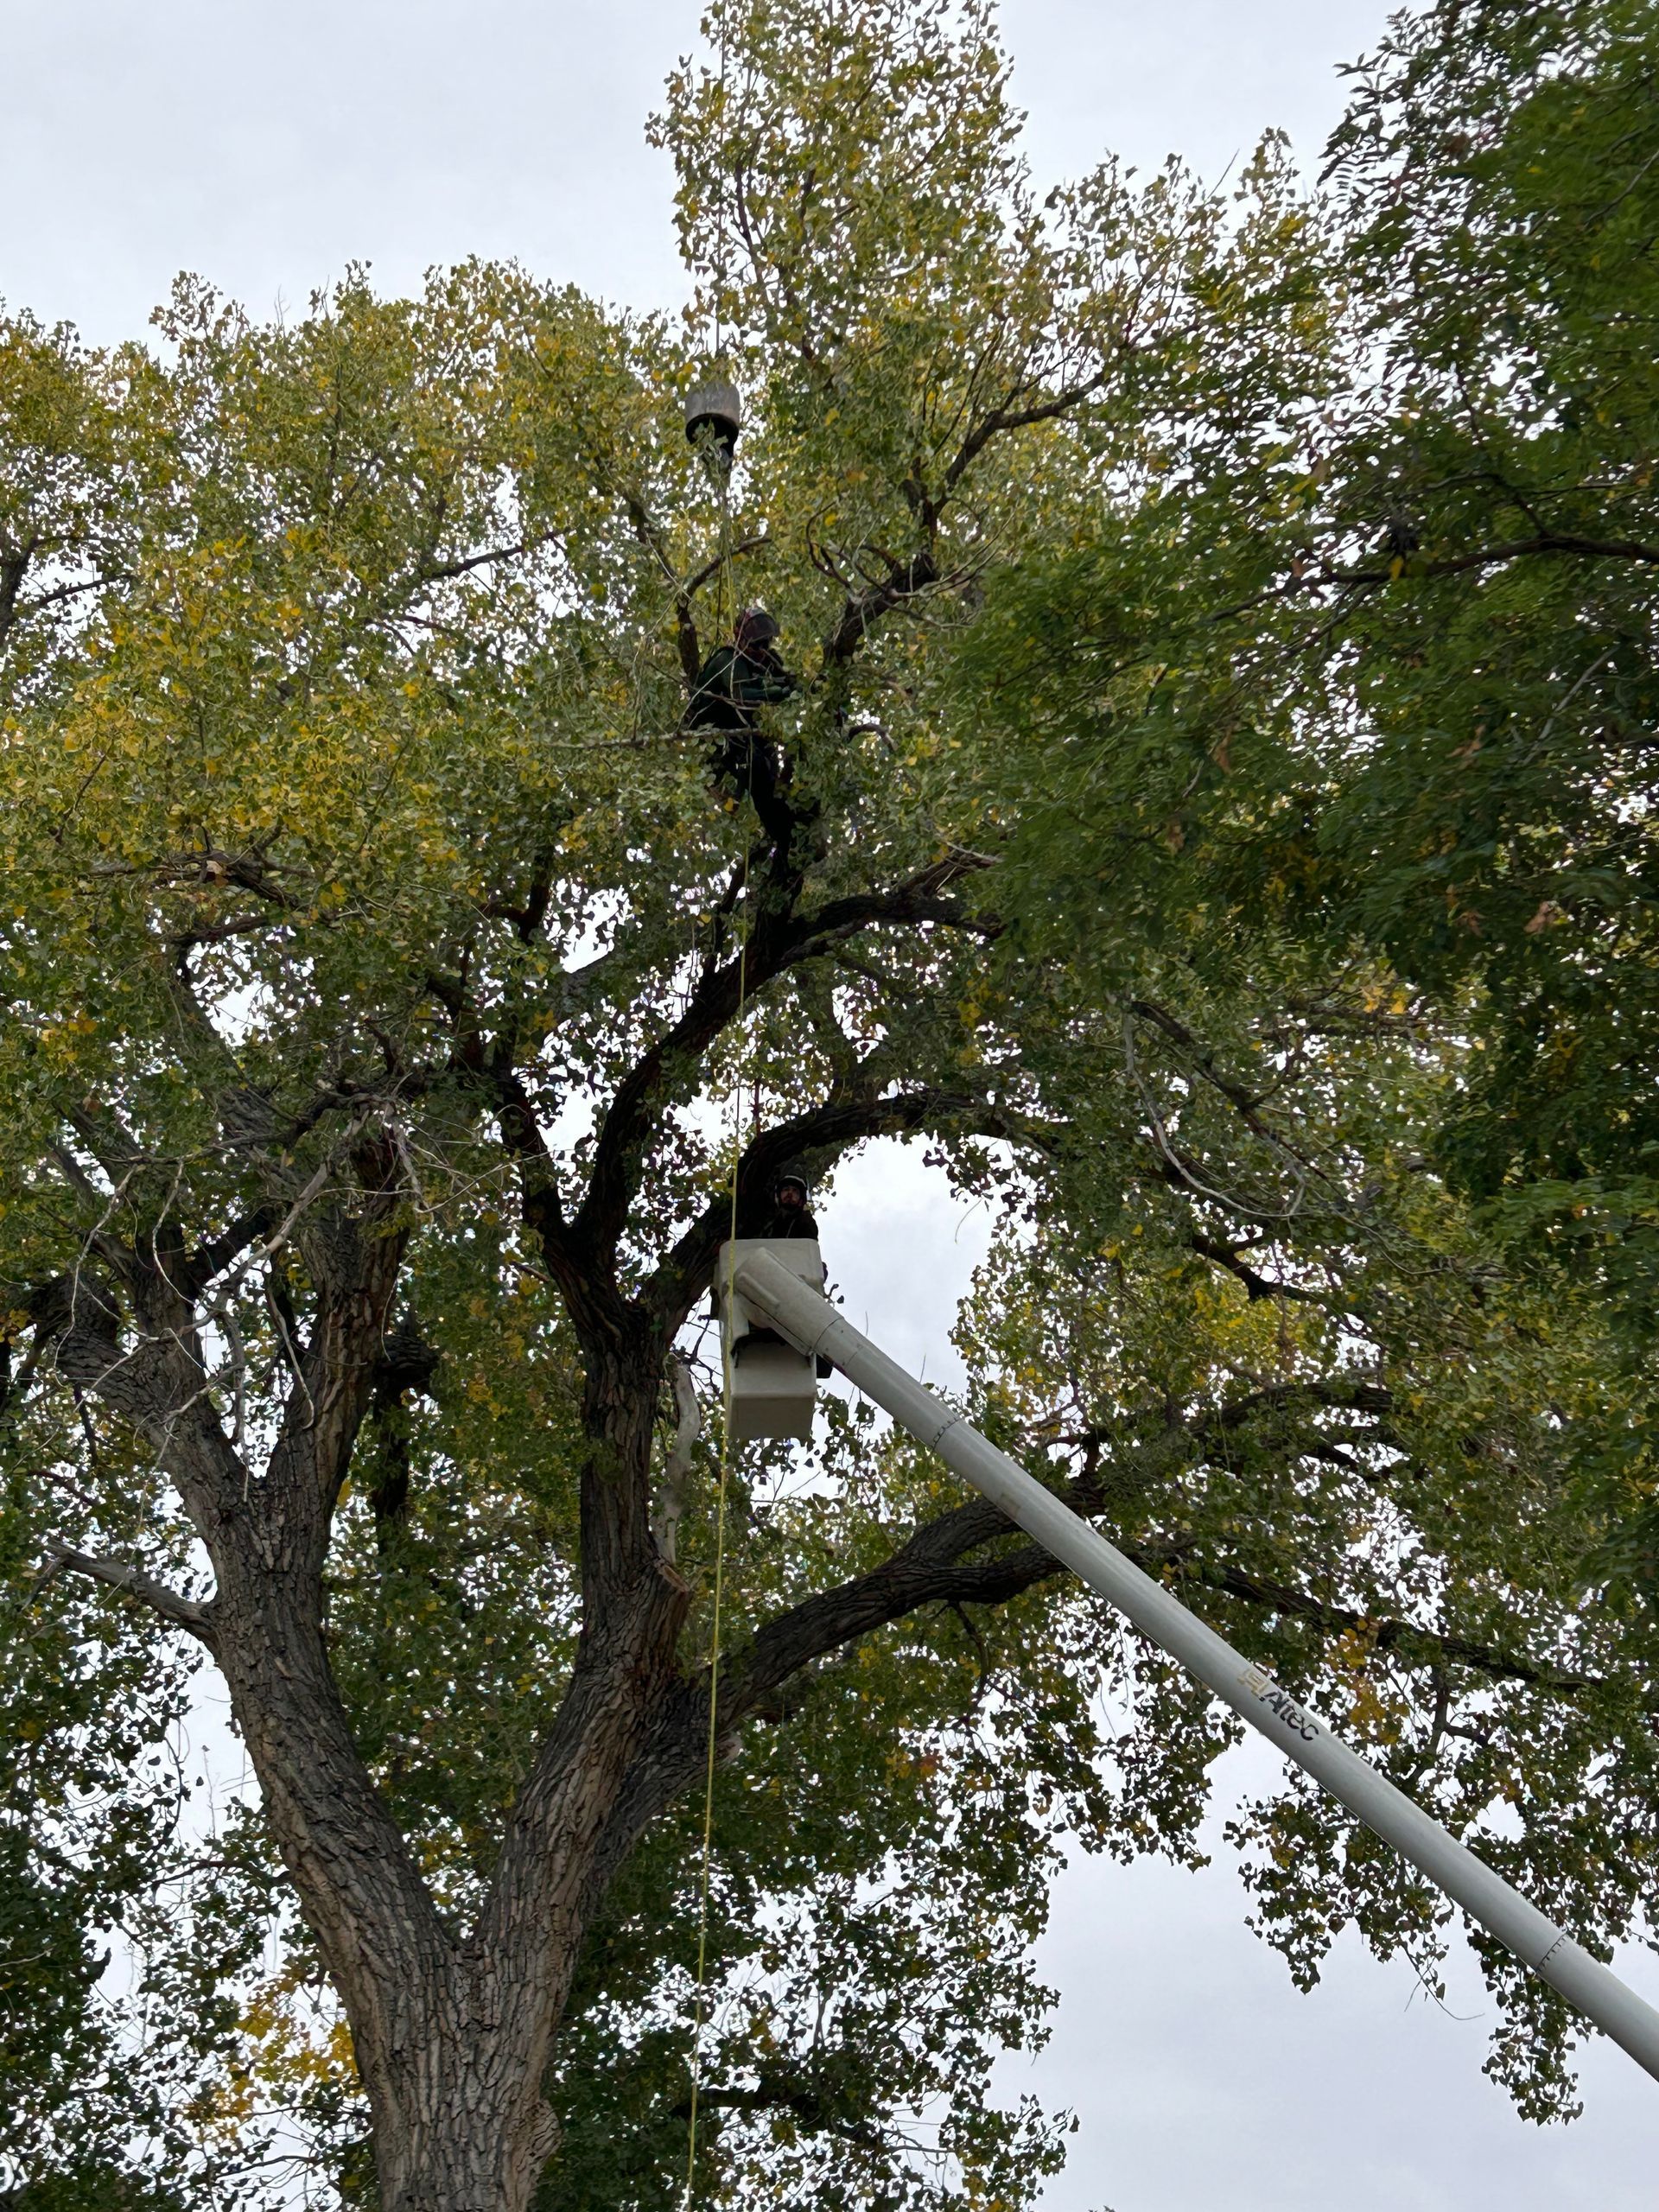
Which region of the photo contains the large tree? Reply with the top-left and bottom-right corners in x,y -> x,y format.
5,4 -> 1658,2209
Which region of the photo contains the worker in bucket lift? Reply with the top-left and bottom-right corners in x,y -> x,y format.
688,608 -> 797,804
761,1170 -> 818,1241
735,1172 -> 834,1377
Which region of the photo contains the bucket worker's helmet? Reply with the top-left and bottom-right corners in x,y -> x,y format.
735,607 -> 780,652
773,1170 -> 810,1202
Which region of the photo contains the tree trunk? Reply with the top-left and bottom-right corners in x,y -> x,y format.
206,1520 -> 624,2212
269,1335 -> 685,2212
367,1978 -> 561,2212
105,1192 -> 697,2212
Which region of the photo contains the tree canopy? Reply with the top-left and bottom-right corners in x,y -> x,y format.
4,3 -> 1659,2208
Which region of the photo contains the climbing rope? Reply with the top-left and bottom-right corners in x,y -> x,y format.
682,853 -> 747,2208
683,22 -> 741,2178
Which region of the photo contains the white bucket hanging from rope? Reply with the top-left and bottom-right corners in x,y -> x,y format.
685,371 -> 742,474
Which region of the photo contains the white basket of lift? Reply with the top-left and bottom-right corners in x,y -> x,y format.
715,1237 -> 825,1440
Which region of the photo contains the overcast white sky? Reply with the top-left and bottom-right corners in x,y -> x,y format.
8,3 -> 1656,2205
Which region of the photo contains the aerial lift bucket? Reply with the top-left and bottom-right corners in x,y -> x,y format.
716,1237 -> 824,1441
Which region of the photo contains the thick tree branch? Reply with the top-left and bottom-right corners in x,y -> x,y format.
671,2068 -> 887,2152
650,1356 -> 701,1565
823,550 -> 940,665
40,1538 -> 218,1649
1186,1560 -> 1592,1691
483,845 -> 557,945
43,1274 -> 245,1506
642,1083 -> 983,1331
0,532 -> 38,650
566,853 -> 996,1298
570,1368 -> 1550,1961
417,536 -> 548,585
186,1204 -> 282,1297
1129,996 -> 1274,1128
90,846 -> 305,908
1186,1230 -> 1330,1305
1327,531 -> 1659,584
717,1384 -> 1563,1722
263,1158 -> 411,1533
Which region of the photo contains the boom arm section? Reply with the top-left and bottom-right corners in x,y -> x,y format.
729,1243 -> 1659,2088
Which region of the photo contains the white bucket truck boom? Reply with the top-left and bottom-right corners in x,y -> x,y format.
723,1240 -> 1659,2090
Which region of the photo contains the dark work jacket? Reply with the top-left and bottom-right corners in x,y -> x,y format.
687,644 -> 797,733
733,1211 -> 830,1372
759,1205 -> 818,1241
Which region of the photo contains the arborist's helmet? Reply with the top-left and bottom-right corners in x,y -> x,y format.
735,607 -> 781,653
773,1172 -> 810,1208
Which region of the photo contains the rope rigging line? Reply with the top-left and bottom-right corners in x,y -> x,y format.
683,22 -> 742,2183
681,842 -> 747,2209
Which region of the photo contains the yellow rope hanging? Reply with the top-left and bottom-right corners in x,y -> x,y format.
684,103 -> 744,2167
682,855 -> 747,2209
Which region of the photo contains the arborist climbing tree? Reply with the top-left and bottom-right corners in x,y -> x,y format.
687,606 -> 798,819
